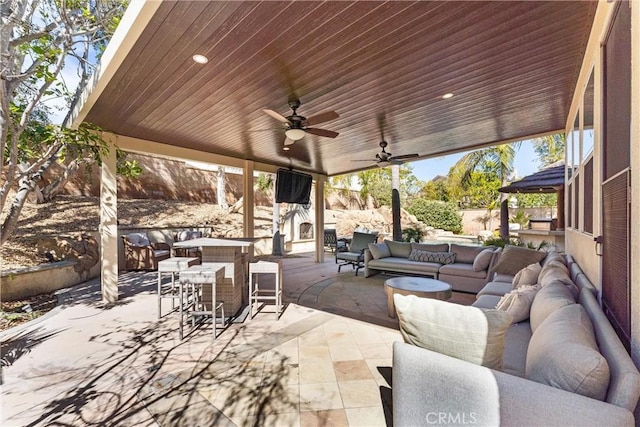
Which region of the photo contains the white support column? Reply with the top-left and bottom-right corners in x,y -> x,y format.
315,176 -> 326,263
243,160 -> 255,237
100,135 -> 118,303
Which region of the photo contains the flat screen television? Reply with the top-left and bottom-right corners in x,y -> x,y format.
275,168 -> 312,205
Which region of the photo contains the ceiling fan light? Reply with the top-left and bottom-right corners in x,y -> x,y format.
285,128 -> 306,140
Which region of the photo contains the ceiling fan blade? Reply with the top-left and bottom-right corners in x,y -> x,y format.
306,128 -> 339,138
306,110 -> 339,126
263,109 -> 290,124
390,153 -> 419,161
351,159 -> 376,162
284,137 -> 295,146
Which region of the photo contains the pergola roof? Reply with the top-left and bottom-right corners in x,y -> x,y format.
499,164 -> 566,194
74,1 -> 597,177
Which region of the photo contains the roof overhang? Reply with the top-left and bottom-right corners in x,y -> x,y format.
73,1 -> 597,177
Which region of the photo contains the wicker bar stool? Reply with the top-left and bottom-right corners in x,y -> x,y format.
248,260 -> 282,320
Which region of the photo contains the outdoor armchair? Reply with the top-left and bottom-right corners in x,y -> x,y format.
173,230 -> 203,259
121,232 -> 171,271
336,231 -> 379,275
323,229 -> 347,254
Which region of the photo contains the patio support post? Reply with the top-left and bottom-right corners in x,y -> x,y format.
100,135 -> 118,303
630,0 -> 640,364
391,164 -> 401,241
243,160 -> 254,237
315,176 -> 326,263
556,188 -> 565,229
272,188 -> 282,256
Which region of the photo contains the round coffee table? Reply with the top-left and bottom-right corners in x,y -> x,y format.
384,276 -> 452,318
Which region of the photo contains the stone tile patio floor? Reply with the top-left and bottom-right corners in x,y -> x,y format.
1,252 -> 475,426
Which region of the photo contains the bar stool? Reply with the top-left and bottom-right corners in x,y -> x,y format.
157,257 -> 200,319
248,260 -> 282,320
179,266 -> 225,339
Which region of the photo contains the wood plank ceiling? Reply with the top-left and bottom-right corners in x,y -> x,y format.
84,1 -> 597,177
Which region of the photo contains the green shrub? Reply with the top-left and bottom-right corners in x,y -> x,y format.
402,227 -> 423,243
407,199 -> 463,234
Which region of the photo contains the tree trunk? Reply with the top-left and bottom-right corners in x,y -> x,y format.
217,166 -> 228,209
1,155 -> 57,244
500,196 -> 509,241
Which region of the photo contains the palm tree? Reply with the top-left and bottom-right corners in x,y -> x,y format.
451,143 -> 521,239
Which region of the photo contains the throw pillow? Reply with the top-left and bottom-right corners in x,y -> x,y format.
394,294 -> 512,370
495,284 -> 541,323
408,250 -> 456,264
472,248 -> 495,271
526,304 -> 610,401
385,240 -> 412,258
368,242 -> 391,260
493,245 -> 547,276
512,263 -> 542,289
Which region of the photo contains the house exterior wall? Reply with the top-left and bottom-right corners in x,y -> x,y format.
565,0 -> 639,397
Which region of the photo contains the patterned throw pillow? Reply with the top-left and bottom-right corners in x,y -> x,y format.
408,249 -> 456,264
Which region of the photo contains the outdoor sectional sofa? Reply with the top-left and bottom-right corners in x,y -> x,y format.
392,250 -> 640,426
364,241 -> 501,293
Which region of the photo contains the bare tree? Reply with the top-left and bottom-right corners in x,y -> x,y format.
0,0 -> 129,244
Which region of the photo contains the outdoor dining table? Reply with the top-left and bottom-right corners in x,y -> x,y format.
174,237 -> 259,315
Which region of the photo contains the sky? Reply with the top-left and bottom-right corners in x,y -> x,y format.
409,139 -> 541,183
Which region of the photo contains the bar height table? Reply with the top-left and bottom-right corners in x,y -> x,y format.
174,238 -> 258,315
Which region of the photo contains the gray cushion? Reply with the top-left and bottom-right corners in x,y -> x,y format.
495,284 -> 540,323
408,249 -> 456,264
411,242 -> 449,253
367,257 -> 441,274
394,294 -> 512,370
493,245 -> 547,276
472,294 -> 502,310
529,281 -> 576,333
502,322 -> 532,377
472,248 -> 495,271
526,304 -> 610,401
385,240 -> 412,258
513,262 -> 542,289
477,281 -> 515,298
368,242 -> 390,259
450,244 -> 485,264
438,263 -> 488,279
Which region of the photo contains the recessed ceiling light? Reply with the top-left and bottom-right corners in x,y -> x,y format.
192,54 -> 208,64
283,146 -> 290,151
442,93 -> 454,99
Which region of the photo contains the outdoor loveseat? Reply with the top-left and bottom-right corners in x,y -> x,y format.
364,241 -> 501,293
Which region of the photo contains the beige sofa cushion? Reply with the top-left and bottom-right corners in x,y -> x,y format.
513,263 -> 542,289
385,240 -> 412,258
526,304 -> 610,401
493,245 -> 547,276
450,244 -> 485,264
496,284 -> 540,323
394,294 -> 512,370
368,242 -> 391,259
529,282 -> 576,333
472,248 -> 495,271
411,242 -> 449,253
